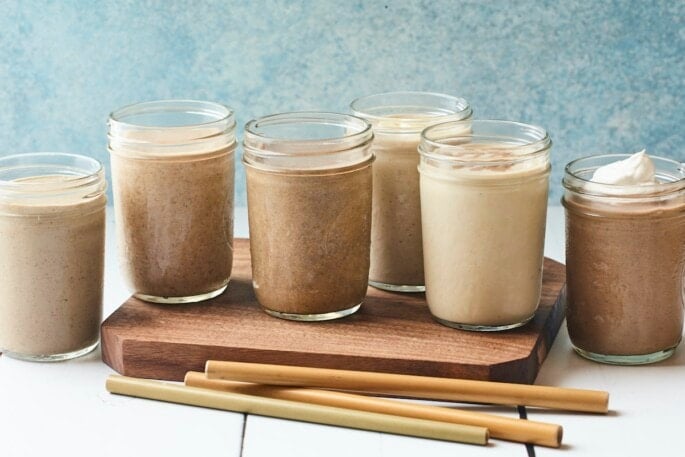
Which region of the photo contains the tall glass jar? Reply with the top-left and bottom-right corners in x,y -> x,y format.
243,112 -> 374,321
0,153 -> 106,361
563,154 -> 685,364
351,91 -> 472,292
108,100 -> 236,303
419,120 -> 551,331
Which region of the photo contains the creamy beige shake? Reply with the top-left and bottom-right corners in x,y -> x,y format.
0,155 -> 106,361
418,121 -> 551,330
352,92 -> 472,292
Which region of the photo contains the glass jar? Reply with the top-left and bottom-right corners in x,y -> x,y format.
243,112 -> 374,321
563,154 -> 685,364
351,91 -> 472,292
419,120 -> 551,331
0,153 -> 106,361
108,100 -> 236,303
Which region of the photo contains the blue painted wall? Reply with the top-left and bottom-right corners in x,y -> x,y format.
1,0 -> 683,205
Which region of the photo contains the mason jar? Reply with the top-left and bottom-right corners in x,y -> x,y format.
243,112 -> 374,321
0,153 -> 106,361
563,154 -> 685,364
419,120 -> 551,331
108,100 -> 236,303
351,91 -> 472,292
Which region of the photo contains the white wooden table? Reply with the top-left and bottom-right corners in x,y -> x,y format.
1,206 -> 683,456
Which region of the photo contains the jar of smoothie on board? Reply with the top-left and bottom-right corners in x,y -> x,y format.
419,120 -> 551,331
563,151 -> 685,364
108,100 -> 236,304
243,112 -> 374,321
0,153 -> 106,361
351,91 -> 472,292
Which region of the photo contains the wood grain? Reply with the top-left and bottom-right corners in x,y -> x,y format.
101,238 -> 566,384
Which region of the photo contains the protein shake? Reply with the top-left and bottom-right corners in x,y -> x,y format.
418,120 -> 551,330
351,92 -> 472,292
108,100 -> 236,303
243,112 -> 374,321
0,153 -> 106,361
563,151 -> 685,364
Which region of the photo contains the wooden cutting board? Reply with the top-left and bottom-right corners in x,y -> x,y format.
102,238 -> 566,384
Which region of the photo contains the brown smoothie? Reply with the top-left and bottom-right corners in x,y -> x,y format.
246,163 -> 373,315
0,177 -> 105,357
111,148 -> 234,299
564,198 -> 685,356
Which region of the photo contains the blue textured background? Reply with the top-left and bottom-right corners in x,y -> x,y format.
1,0 -> 683,205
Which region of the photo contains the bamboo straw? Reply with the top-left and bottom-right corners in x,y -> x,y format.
106,375 -> 488,445
205,361 -> 609,413
186,371 -> 562,447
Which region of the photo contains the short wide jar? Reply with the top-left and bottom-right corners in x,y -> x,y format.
351,91 -> 472,293
0,153 -> 106,361
419,120 -> 551,331
108,100 -> 236,304
563,154 -> 685,364
243,112 -> 374,321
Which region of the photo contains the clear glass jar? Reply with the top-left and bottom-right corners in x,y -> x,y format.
108,100 -> 236,303
243,112 -> 374,321
351,91 -> 472,292
419,120 -> 551,331
0,153 -> 106,361
563,154 -> 685,364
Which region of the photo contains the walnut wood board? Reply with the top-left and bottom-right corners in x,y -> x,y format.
102,238 -> 566,384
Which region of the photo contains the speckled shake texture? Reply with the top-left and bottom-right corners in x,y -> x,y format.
564,198 -> 685,356
111,149 -> 234,299
246,164 -> 373,315
0,191 -> 105,356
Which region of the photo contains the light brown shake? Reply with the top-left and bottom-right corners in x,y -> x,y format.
246,164 -> 373,315
367,131 -> 424,288
108,100 -> 236,303
0,167 -> 106,360
111,148 -> 234,299
352,92 -> 472,292
243,111 -> 374,321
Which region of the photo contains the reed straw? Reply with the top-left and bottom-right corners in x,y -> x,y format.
186,371 -> 562,447
106,375 -> 488,445
205,361 -> 609,413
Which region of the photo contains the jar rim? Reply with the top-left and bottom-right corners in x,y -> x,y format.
243,111 -> 373,160
108,99 -> 235,130
350,91 -> 472,133
563,153 -> 685,197
419,119 -> 551,166
244,111 -> 371,144
0,152 -> 104,194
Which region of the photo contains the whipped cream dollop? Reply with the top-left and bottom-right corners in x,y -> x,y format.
591,150 -> 657,185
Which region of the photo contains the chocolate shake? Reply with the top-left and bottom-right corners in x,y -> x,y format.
108,100 -> 236,303
0,154 -> 106,361
243,112 -> 374,321
563,152 -> 685,364
418,121 -> 551,331
351,92 -> 472,292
